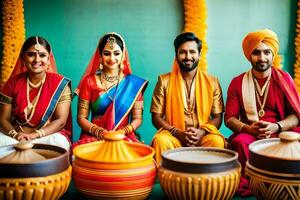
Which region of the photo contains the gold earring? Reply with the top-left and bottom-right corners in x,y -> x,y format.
99,64 -> 103,70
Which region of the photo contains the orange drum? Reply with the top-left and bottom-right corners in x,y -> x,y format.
72,131 -> 157,200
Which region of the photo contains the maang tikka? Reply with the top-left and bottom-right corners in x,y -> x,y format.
107,35 -> 116,49
35,36 -> 41,51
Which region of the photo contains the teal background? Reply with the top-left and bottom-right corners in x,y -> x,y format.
2,0 -> 298,144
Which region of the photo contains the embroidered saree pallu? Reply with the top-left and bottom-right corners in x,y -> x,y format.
72,131 -> 157,200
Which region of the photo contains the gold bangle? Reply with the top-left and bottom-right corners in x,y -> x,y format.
239,124 -> 246,133
8,130 -> 18,138
89,124 -> 96,134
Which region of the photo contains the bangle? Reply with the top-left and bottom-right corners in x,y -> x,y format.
35,129 -> 46,138
239,124 -> 246,133
89,124 -> 96,134
122,124 -> 135,134
276,122 -> 283,133
8,130 -> 18,138
169,126 -> 178,136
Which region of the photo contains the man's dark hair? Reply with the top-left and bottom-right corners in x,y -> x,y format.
173,32 -> 202,54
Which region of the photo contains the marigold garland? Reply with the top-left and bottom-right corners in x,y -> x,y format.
294,0 -> 300,93
1,0 -> 25,86
183,0 -> 208,71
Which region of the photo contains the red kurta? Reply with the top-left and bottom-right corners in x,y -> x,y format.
225,67 -> 300,196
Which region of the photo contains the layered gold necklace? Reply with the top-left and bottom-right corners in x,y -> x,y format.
21,74 -> 46,124
99,72 -> 120,101
253,75 -> 271,117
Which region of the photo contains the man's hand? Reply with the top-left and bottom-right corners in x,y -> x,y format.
185,127 -> 206,147
246,120 -> 278,139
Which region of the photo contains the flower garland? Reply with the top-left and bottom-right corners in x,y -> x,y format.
183,0 -> 208,71
1,0 -> 25,86
294,0 -> 300,93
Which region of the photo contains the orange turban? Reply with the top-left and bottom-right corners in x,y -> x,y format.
242,29 -> 281,68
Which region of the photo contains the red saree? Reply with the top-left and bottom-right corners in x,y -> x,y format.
1,72 -> 72,141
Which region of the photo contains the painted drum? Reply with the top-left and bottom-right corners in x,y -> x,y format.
72,131 -> 157,200
159,147 -> 241,200
246,131 -> 300,200
0,141 -> 71,200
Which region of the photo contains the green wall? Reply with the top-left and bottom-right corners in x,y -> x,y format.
15,0 -> 298,144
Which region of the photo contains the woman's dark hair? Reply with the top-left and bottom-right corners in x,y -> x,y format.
98,34 -> 124,53
21,36 -> 51,54
173,32 -> 202,54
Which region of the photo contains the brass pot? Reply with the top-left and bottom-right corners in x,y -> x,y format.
72,131 -> 157,200
0,142 -> 71,200
159,147 -> 241,200
246,131 -> 300,200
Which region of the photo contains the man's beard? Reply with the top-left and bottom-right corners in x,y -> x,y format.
251,60 -> 272,72
178,59 -> 199,72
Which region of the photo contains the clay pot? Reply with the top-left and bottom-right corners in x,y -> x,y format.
159,147 -> 241,200
0,141 -> 71,200
72,131 -> 157,200
246,131 -> 300,200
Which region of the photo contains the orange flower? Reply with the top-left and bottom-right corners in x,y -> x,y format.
183,0 -> 208,71
294,0 -> 300,93
1,0 -> 25,86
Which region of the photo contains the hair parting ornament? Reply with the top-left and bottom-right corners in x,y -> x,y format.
107,35 -> 117,49
35,36 -> 41,51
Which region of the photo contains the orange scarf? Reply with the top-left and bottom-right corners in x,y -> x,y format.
165,60 -> 220,134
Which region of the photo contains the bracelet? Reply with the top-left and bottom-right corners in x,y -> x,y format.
276,122 -> 283,133
88,124 -> 96,134
239,123 -> 246,133
35,129 -> 46,138
169,126 -> 178,136
122,124 -> 135,134
94,127 -> 105,139
8,130 -> 18,138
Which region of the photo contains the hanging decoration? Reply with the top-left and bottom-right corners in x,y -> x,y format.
183,0 -> 208,71
1,0 -> 25,86
294,0 -> 300,93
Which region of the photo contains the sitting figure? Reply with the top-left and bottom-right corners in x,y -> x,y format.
151,32 -> 226,165
73,32 -> 148,147
0,36 -> 72,150
224,29 -> 300,196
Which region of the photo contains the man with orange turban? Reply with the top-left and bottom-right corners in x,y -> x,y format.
151,32 -> 226,165
225,29 -> 300,196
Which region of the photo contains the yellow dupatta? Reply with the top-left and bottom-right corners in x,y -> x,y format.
165,60 -> 221,134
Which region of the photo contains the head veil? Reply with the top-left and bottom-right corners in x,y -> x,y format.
8,36 -> 58,80
75,32 -> 132,95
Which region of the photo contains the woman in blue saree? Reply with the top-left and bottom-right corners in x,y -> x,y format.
73,32 -> 148,147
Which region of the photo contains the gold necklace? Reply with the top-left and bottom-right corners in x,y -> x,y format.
103,73 -> 119,83
183,75 -> 196,115
253,77 -> 271,117
100,72 -> 120,101
22,75 -> 46,124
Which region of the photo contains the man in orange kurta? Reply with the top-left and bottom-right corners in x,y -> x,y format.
150,32 -> 226,165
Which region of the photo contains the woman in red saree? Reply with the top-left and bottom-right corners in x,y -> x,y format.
73,32 -> 148,148
0,36 -> 72,150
